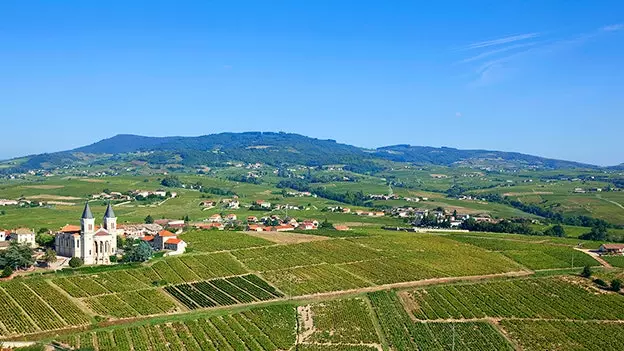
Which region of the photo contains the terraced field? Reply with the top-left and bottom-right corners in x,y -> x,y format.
501,320 -> 624,350
0,280 -> 90,337
55,305 -> 296,351
368,290 -> 513,350
408,276 -> 624,320
164,274 -> 283,310
448,235 -> 599,270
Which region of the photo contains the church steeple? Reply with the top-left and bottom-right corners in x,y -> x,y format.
104,202 -> 115,219
81,202 -> 94,219
103,201 -> 117,231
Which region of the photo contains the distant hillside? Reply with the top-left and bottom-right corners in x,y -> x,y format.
3,132 -> 603,171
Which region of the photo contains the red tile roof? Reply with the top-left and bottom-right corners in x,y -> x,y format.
165,238 -> 182,245
61,224 -> 81,232
158,230 -> 176,237
142,235 -> 154,242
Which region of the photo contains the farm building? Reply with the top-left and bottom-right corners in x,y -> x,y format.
598,244 -> 624,255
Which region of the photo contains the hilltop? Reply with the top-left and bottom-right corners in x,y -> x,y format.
3,132 -> 601,172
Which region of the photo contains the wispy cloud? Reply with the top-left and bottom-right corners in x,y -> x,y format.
460,24 -> 623,87
464,33 -> 539,50
458,42 -> 538,64
602,24 -> 624,32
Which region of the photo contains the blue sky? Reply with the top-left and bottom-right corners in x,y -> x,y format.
1,1 -> 622,165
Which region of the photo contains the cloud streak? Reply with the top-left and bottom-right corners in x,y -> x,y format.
458,42 -> 538,64
464,33 -> 539,50
461,24 -> 623,87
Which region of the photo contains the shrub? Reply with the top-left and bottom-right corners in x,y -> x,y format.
69,257 -> 84,268
581,265 -> 592,278
1,266 -> 14,278
593,278 -> 607,287
611,279 -> 622,292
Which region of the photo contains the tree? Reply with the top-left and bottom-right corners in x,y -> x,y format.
611,279 -> 622,292
69,257 -> 84,268
36,233 -> 55,248
579,225 -> 608,241
0,210 -> 5,215
581,265 -> 592,278
0,242 -> 35,270
42,249 -> 57,267
123,241 -> 153,263
1,266 -> 13,278
37,228 -> 49,234
183,215 -> 190,222
144,215 -> 154,224
161,175 -> 182,188
544,224 -> 566,237
320,218 -> 333,229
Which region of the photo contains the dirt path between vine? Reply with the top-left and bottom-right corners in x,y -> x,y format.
575,248 -> 612,268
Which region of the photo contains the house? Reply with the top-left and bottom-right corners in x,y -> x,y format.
200,200 -> 215,208
342,208 -> 351,213
119,223 -> 163,240
275,225 -> 295,232
256,200 -> 271,209
0,199 -> 19,206
152,230 -> 177,250
299,221 -> 318,230
226,214 -> 238,221
247,216 -> 258,223
11,228 -> 37,248
194,222 -> 225,230
208,214 -> 223,223
163,238 -> 187,255
334,225 -> 350,231
247,224 -> 265,232
0,230 -> 6,241
598,244 -> 624,255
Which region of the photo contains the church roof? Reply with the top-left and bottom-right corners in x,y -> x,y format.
104,202 -> 116,218
81,202 -> 94,219
61,224 -> 81,233
94,229 -> 110,236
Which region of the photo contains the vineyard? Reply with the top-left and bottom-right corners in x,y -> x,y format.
52,252 -> 247,298
408,276 -> 624,320
0,279 -> 90,337
500,320 -> 624,350
164,274 -> 284,310
448,235 -> 599,270
55,305 -> 296,351
84,288 -> 179,318
368,290 -> 513,350
299,298 -> 379,345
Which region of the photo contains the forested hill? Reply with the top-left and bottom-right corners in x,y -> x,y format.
7,132 -> 600,171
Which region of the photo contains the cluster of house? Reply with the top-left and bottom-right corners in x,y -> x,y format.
91,192 -> 132,201
367,194 -> 429,202
0,228 -> 37,250
132,189 -> 177,198
573,187 -> 603,194
354,210 -> 385,217
246,216 -> 321,232
0,199 -> 45,207
285,191 -> 315,197
326,206 -> 352,213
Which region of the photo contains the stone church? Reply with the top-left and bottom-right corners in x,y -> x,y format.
55,202 -> 118,265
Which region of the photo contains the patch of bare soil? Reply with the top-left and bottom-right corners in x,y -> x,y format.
397,291 -> 419,322
46,201 -> 77,206
297,305 -> 315,343
502,191 -> 553,196
23,185 -> 64,189
244,231 -> 329,244
26,194 -> 82,201
78,178 -> 105,183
